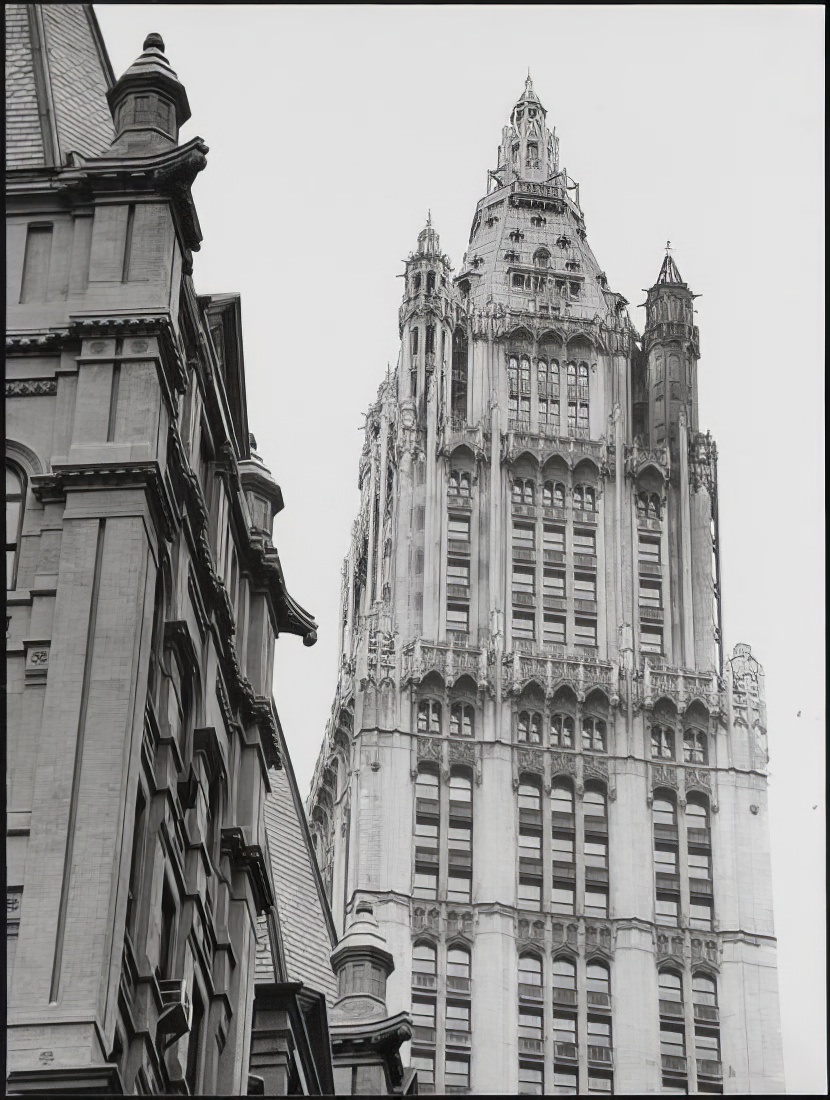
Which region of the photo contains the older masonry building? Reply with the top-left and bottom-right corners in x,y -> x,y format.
308,77 -> 785,1094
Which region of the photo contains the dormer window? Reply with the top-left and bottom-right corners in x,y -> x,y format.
505,250 -> 520,263
534,248 -> 550,269
556,235 -> 571,249
414,273 -> 422,292
509,230 -> 525,243
426,272 -> 436,294
530,215 -> 546,228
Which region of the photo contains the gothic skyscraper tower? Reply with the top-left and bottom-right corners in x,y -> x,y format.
309,80 -> 784,1095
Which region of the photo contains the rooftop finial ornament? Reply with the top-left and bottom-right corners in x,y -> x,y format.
143,32 -> 165,52
427,208 -> 432,227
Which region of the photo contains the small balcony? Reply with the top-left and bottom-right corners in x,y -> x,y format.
447,976 -> 471,995
446,1029 -> 472,1049
447,584 -> 471,599
512,502 -> 537,518
574,598 -> 597,614
552,986 -> 578,1007
543,506 -> 567,522
447,494 -> 473,511
512,590 -> 536,607
512,547 -> 536,563
518,1036 -> 545,1055
543,548 -> 566,565
553,1041 -> 578,1062
640,605 -> 664,622
659,999 -> 685,1019
638,559 -> 662,576
638,515 -> 662,533
572,508 -> 597,525
573,553 -> 597,570
587,991 -> 611,1010
693,1002 -> 719,1024
412,973 -> 437,991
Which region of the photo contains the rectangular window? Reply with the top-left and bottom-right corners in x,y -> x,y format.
519,879 -> 542,909
584,840 -> 608,867
447,604 -> 469,633
641,626 -> 663,654
553,1012 -> 577,1045
584,888 -> 608,918
639,535 -> 661,563
656,893 -> 679,926
574,529 -> 596,555
448,558 -> 470,585
449,514 -> 471,541
689,899 -> 713,930
445,1057 -> 470,1090
412,997 -> 437,1029
575,618 -> 597,648
587,1073 -> 613,1094
553,1069 -> 578,1095
519,831 -> 542,856
543,569 -> 565,596
519,1062 -> 545,1096
639,580 -> 662,606
654,846 -> 678,873
512,565 -> 535,593
567,402 -> 577,432
543,615 -> 566,645
413,870 -> 438,899
446,1001 -> 471,1032
447,873 -> 472,903
410,1053 -> 435,1088
512,610 -> 536,640
574,573 -> 597,600
552,884 -> 575,914
660,1025 -> 685,1057
552,833 -> 575,863
687,850 -> 711,877
513,521 -> 535,547
543,524 -> 565,552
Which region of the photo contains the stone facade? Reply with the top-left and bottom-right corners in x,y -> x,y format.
308,78 -> 785,1094
5,10 -> 319,1095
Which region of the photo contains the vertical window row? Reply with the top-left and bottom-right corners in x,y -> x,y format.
537,359 -> 560,433
5,462 -> 25,590
659,969 -> 722,1093
447,506 -> 471,639
638,532 -> 663,655
652,792 -> 714,932
517,954 -> 614,1094
413,767 -> 474,905
414,768 -> 440,898
411,941 -> 473,1095
508,356 -> 532,429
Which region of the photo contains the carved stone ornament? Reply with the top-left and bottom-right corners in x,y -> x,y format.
449,740 -> 476,766
5,379 -> 58,398
652,763 -> 678,789
417,736 -> 442,763
516,747 -> 544,774
550,751 -> 577,777
655,931 -> 685,960
684,767 -> 711,791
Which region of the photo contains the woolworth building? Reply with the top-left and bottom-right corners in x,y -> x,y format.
308,76 -> 785,1094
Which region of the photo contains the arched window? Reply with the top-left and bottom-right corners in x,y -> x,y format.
574,484 -> 596,512
426,271 -> 436,294
652,795 -> 676,827
413,273 -> 422,293
518,782 -> 542,812
550,714 -> 574,749
648,494 -> 661,519
534,248 -> 550,269
582,717 -> 606,753
651,726 -> 674,759
567,362 -> 576,389
451,328 -> 468,421
415,768 -> 439,803
518,953 -> 543,988
413,941 -> 437,977
683,730 -> 708,764
659,969 -> 684,1008
448,470 -> 471,497
584,785 -> 607,822
587,961 -> 611,1004
553,956 -> 576,993
513,477 -> 535,505
692,973 -> 718,1020
448,945 -> 471,982
517,710 -> 542,744
551,780 -> 575,818
6,463 -> 25,590
417,699 -> 442,734
577,363 -> 589,396
450,702 -> 475,738
685,799 -> 709,833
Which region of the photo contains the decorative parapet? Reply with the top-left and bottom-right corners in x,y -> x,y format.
501,430 -> 610,473
438,418 -> 488,462
402,640 -> 489,692
654,927 -> 720,969
640,659 -> 722,715
502,650 -> 617,702
625,440 -> 671,480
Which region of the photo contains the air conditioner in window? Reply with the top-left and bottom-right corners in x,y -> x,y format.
157,978 -> 192,1043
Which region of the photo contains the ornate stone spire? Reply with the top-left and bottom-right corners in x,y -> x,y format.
106,32 -> 191,154
416,211 -> 441,259
656,242 -> 685,285
497,74 -> 559,184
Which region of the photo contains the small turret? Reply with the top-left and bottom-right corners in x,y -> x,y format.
642,244 -> 701,450
330,900 -> 395,1021
496,73 -> 559,185
106,33 -> 191,155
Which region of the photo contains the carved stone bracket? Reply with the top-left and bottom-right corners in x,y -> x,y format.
220,827 -> 274,914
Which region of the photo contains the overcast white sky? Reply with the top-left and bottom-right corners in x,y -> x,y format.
96,5 -> 825,1091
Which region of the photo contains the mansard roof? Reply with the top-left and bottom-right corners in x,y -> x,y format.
258,714 -> 339,1005
5,4 -> 115,169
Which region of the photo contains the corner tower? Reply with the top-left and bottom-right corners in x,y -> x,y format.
309,81 -> 784,1097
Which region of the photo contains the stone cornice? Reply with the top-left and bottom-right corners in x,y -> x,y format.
30,460 -> 178,543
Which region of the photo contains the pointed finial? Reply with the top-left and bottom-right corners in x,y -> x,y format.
143,32 -> 165,52
526,69 -> 533,92
665,240 -> 673,254
427,208 -> 432,227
